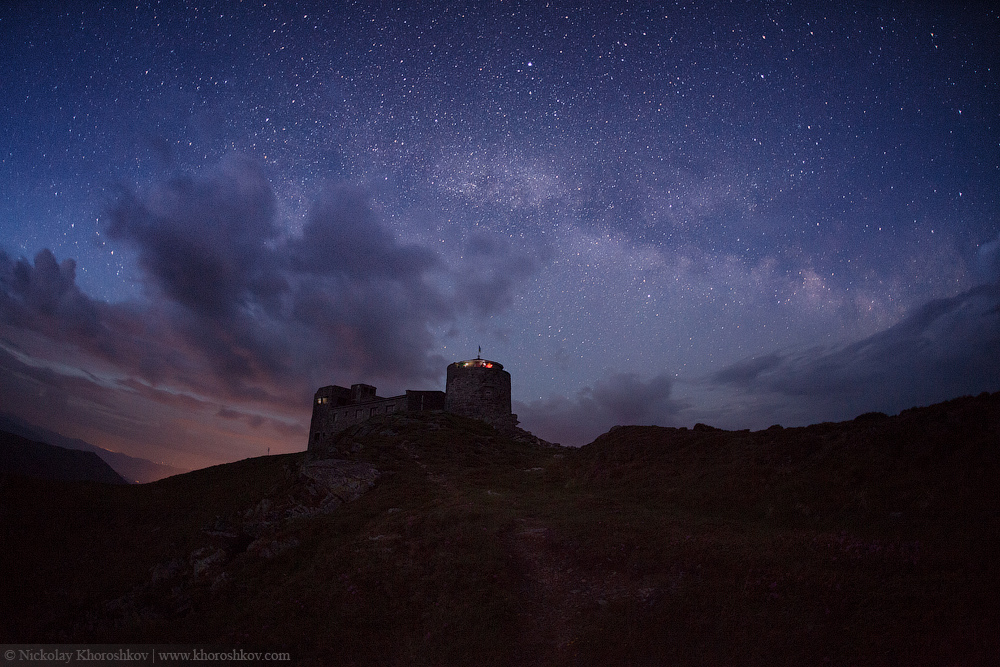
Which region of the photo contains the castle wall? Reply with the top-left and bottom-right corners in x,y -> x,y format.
308,385 -> 445,450
308,357 -> 516,450
406,390 -> 447,412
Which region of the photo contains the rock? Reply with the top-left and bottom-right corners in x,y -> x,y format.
298,459 -> 380,509
248,536 -> 301,559
190,548 -> 226,577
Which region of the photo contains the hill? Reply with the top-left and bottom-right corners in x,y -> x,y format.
0,412 -> 187,482
0,430 -> 127,484
1,394 -> 998,665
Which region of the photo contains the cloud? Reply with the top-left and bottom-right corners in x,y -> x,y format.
710,282 -> 1000,420
977,233 -> 1000,283
515,372 -> 682,446
290,186 -> 439,280
108,154 -> 284,318
710,353 -> 783,388
284,184 -> 456,384
453,234 -> 543,316
0,248 -> 101,339
109,158 -> 543,390
102,156 -> 543,397
0,341 -> 301,469
0,155 -> 544,466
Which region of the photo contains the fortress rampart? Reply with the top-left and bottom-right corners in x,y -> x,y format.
307,357 -> 516,450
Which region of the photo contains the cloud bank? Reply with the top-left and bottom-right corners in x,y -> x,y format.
0,155 -> 541,466
710,281 -> 1000,424
515,372 -> 683,446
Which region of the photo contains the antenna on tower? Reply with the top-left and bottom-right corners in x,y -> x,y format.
477,345 -> 482,359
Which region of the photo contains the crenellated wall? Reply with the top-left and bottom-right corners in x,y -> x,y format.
308,358 -> 516,449
308,384 -> 445,451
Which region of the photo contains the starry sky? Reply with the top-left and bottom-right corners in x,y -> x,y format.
2,1 -> 999,470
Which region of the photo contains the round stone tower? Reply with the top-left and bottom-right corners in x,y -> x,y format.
445,357 -> 516,432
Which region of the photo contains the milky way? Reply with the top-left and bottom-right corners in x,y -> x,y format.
2,2 -> 998,468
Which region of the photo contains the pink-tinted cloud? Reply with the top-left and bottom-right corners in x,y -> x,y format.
0,156 -> 542,468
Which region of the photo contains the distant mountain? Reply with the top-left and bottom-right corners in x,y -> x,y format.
1,396 -> 998,664
0,430 -> 127,484
0,413 -> 187,483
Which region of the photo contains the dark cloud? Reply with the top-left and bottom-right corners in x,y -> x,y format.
2,156 -> 542,423
709,353 -> 783,388
213,405 -> 302,438
590,373 -> 677,424
515,372 -> 682,446
107,154 -> 284,318
0,251 -> 193,394
0,342 -> 300,469
978,233 -> 1000,283
285,185 -> 455,384
0,342 -> 151,453
0,249 -> 100,338
288,279 -> 447,384
711,282 -> 1000,419
290,185 -> 438,280
0,344 -> 71,418
98,157 -> 491,394
454,233 -> 544,316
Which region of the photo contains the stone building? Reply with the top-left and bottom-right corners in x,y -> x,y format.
307,356 -> 516,450
307,384 -> 446,450
444,357 -> 517,432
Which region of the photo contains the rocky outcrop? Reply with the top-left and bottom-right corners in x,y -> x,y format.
510,425 -> 560,448
245,458 -> 380,525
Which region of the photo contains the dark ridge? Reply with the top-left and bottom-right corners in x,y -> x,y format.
0,430 -> 127,484
0,412 -> 187,482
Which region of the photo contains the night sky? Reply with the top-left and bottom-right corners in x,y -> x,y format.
2,2 -> 998,470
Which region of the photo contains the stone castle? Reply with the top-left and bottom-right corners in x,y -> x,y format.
308,356 -> 516,450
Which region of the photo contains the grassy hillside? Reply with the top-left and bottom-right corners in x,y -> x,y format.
2,396 -> 998,665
